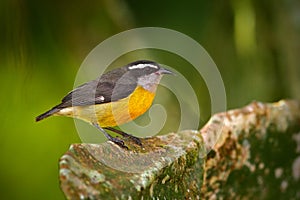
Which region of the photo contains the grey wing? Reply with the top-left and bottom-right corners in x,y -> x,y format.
57,71 -> 137,108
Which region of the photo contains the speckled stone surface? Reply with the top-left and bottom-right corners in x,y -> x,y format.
60,130 -> 204,199
201,100 -> 300,199
59,100 -> 300,199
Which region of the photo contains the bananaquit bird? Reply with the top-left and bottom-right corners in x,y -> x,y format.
36,60 -> 173,147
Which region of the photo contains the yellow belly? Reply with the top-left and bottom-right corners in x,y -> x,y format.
56,86 -> 155,127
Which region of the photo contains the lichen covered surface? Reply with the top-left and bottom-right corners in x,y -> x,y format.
201,100 -> 300,199
59,100 -> 300,199
59,130 -> 204,199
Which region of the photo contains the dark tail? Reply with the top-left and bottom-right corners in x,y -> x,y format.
36,106 -> 60,122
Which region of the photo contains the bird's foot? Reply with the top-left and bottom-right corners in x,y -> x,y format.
123,134 -> 142,146
104,127 -> 142,146
108,137 -> 128,149
93,123 -> 128,149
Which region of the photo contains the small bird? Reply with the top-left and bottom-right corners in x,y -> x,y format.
36,60 -> 173,147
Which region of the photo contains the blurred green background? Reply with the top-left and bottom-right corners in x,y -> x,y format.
1,0 -> 299,199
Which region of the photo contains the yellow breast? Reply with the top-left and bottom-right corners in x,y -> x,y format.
56,86 -> 155,127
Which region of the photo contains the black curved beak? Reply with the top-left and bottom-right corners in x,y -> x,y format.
158,67 -> 175,75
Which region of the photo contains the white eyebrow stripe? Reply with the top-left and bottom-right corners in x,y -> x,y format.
128,63 -> 158,70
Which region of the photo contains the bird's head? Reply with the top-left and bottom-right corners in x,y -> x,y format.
125,60 -> 174,92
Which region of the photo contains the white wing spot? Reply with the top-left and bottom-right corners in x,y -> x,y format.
128,63 -> 158,70
96,96 -> 105,102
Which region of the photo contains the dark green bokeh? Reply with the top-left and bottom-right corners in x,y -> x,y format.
0,0 -> 299,199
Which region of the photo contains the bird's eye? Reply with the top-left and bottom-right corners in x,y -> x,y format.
144,66 -> 157,74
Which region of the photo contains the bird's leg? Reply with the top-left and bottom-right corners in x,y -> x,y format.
93,123 -> 127,149
104,127 -> 142,146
